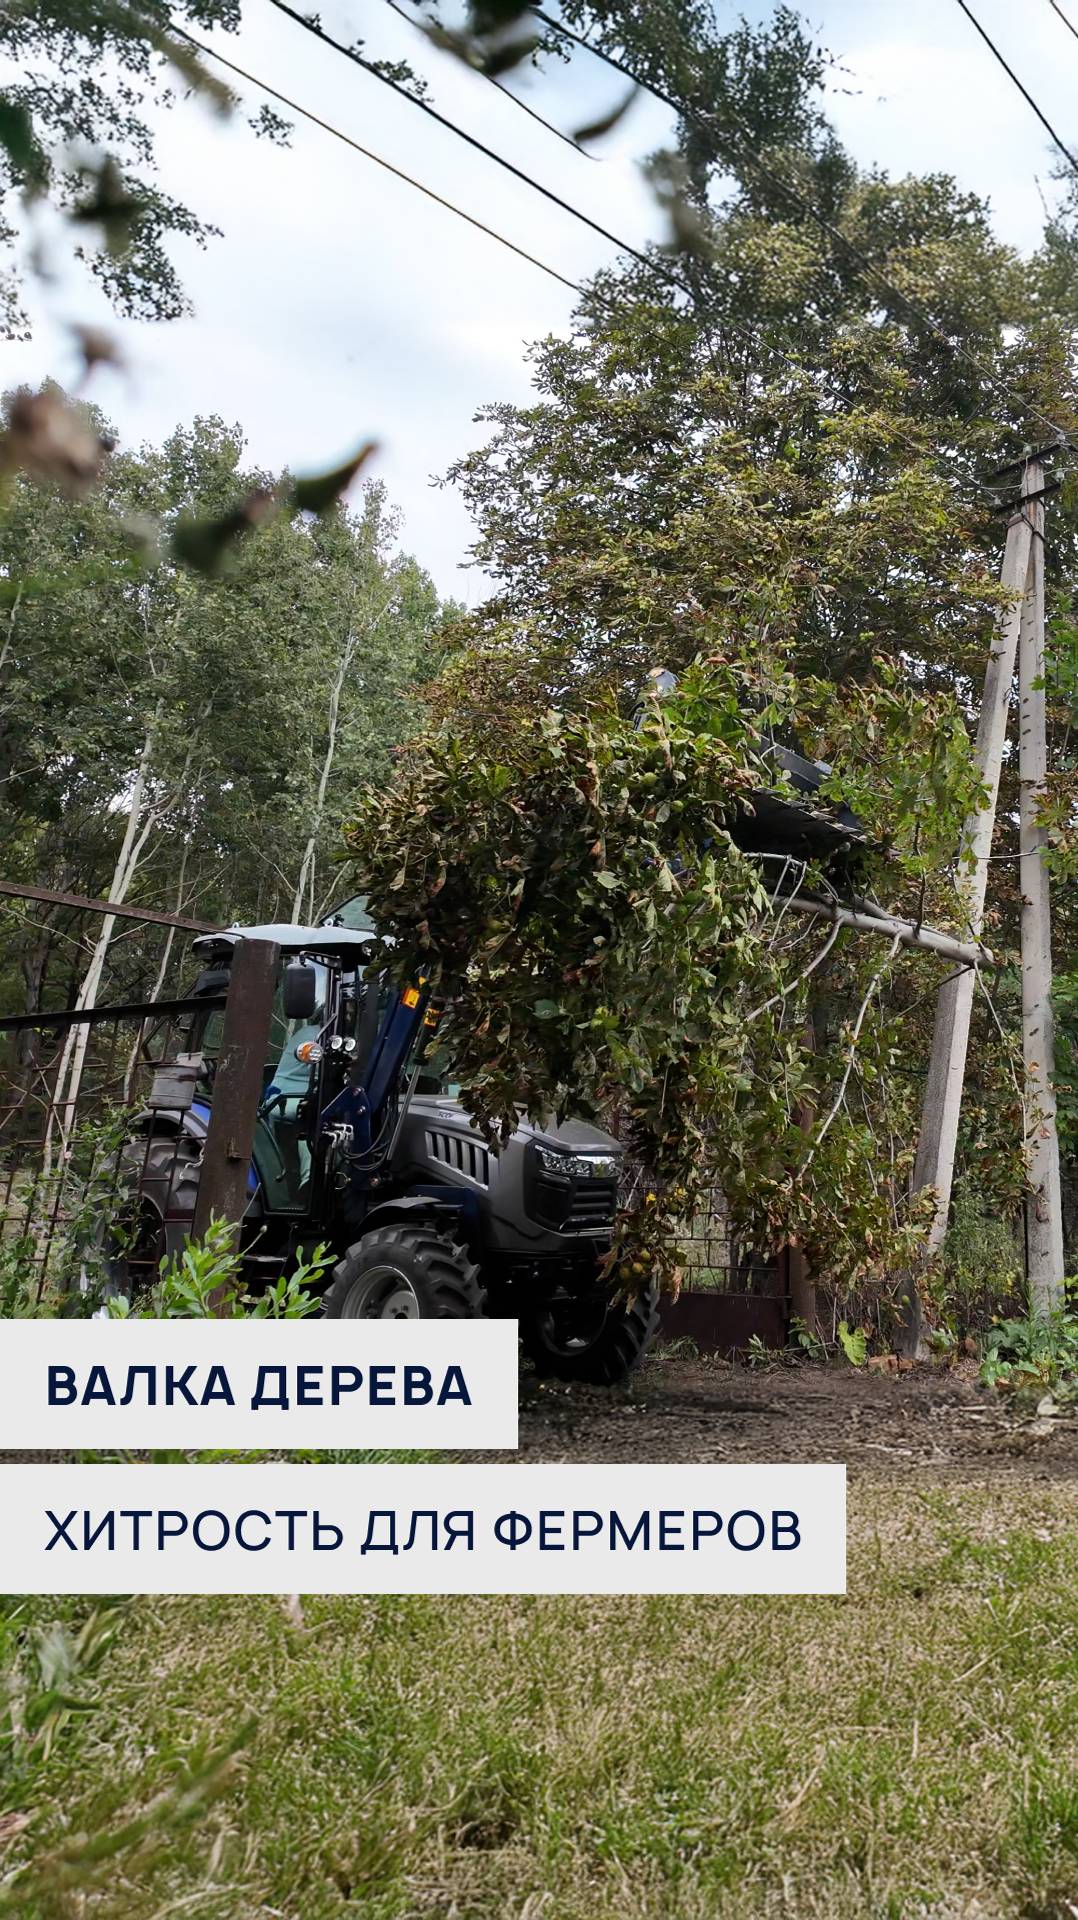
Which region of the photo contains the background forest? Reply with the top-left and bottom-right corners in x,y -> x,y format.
0,415 -> 450,1077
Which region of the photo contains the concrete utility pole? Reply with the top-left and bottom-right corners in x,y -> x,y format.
1017,468 -> 1066,1309
909,454 -> 1064,1329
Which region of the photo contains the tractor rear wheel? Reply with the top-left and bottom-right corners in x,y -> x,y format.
79,1130 -> 198,1306
520,1280 -> 660,1385
322,1223 -> 486,1320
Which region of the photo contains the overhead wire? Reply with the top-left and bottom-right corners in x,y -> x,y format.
380,0 -> 594,157
265,0 -> 696,303
170,24 -> 583,294
1047,0 -> 1078,47
175,14 -> 784,387
177,21 -> 1066,516
953,0 -> 1078,181
379,0 -> 1026,452
174,17 -> 771,377
373,2 -> 1073,503
218,0 -> 1078,469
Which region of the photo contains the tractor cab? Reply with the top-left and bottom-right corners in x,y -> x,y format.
186,916 -> 377,1217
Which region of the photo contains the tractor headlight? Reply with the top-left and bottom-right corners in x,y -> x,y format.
534,1145 -> 619,1180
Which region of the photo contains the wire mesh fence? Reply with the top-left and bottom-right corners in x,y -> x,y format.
675,1190 -> 782,1297
0,997 -> 222,1305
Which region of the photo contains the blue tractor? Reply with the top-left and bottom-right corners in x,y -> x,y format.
127,895 -> 657,1384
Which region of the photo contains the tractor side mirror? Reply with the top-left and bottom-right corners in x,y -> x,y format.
282,960 -> 318,1021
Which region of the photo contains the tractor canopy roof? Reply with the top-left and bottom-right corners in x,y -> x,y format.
192,893 -> 381,964
733,745 -> 867,864
192,922 -> 376,964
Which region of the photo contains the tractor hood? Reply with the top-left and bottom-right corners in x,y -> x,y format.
519,1113 -> 621,1154
411,1093 -> 620,1159
401,1094 -> 622,1249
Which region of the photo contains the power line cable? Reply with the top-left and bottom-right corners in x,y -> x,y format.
953,0 -> 1078,179
1047,0 -> 1078,46
174,25 -> 1064,510
524,1 -> 1077,449
171,24 -> 583,295
265,0 -> 693,302
381,0 -> 593,157
375,1 -> 1076,463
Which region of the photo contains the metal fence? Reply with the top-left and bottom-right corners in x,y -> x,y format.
0,992 -> 226,1303
657,1189 -> 791,1352
676,1191 -> 780,1295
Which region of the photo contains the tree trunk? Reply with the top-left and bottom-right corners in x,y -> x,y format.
45,723 -> 158,1164
291,629 -> 357,923
121,837 -> 190,1102
290,588 -> 398,922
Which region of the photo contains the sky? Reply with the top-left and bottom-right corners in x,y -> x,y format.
5,0 -> 1078,595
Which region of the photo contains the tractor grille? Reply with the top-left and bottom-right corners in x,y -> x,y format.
425,1128 -> 490,1187
526,1164 -> 618,1235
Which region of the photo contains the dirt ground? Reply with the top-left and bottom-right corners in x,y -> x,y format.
6,1350 -> 1077,1481
494,1348 -> 1078,1479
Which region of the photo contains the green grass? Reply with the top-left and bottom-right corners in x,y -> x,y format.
3,1479 -> 1078,1919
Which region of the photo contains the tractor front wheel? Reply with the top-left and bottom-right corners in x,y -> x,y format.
519,1280 -> 660,1385
322,1223 -> 486,1320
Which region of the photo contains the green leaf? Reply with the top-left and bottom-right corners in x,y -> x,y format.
146,28 -> 234,115
291,442 -> 379,516
69,155 -> 148,256
837,1320 -> 867,1367
0,96 -> 43,183
171,489 -> 276,575
573,85 -> 639,146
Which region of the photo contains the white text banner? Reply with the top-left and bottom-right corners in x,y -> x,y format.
0,1463 -> 846,1594
0,1320 -> 518,1449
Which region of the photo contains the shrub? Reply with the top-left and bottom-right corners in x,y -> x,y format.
930,1179 -> 1024,1336
104,1216 -> 330,1318
979,1306 -> 1078,1401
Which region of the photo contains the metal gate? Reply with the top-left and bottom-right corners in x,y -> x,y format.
0,991 -> 226,1302
0,884 -> 276,1308
659,1188 -> 790,1354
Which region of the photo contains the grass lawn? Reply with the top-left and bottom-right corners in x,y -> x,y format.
3,1476 -> 1078,1920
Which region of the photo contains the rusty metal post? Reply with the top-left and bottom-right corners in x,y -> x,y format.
191,939 -> 279,1282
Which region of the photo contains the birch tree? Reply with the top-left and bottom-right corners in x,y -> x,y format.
0,414 -> 448,1084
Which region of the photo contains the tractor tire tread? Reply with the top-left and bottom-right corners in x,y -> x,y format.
521,1281 -> 660,1384
324,1221 -> 486,1319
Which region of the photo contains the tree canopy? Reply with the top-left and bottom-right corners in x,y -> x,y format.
344,0 -> 1078,1293
0,406 -> 449,1038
